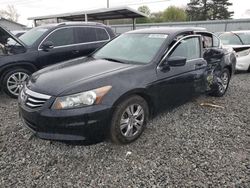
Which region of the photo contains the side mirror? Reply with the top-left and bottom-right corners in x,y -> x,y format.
41,41 -> 54,51
168,56 -> 187,67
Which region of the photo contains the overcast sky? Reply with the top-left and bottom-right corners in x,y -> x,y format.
0,0 -> 249,26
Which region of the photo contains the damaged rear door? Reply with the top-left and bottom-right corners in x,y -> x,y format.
197,31 -> 227,92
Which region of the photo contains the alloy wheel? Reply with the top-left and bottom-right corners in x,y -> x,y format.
120,104 -> 145,138
7,72 -> 29,96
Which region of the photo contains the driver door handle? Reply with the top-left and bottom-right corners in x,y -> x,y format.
72,50 -> 79,54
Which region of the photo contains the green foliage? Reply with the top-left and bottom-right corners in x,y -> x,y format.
150,12 -> 164,23
137,5 -> 187,23
162,6 -> 187,22
210,0 -> 234,20
137,5 -> 151,23
186,0 -> 234,21
138,5 -> 151,16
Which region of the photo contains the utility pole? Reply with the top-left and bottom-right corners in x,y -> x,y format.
107,0 -> 110,25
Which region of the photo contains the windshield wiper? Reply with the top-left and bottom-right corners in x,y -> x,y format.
102,57 -> 128,64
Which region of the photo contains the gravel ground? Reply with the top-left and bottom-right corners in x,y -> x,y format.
0,73 -> 249,187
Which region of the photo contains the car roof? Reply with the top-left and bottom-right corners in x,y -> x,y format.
127,27 -> 207,35
37,22 -> 107,29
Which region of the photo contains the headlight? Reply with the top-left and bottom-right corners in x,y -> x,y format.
52,86 -> 112,110
236,49 -> 250,57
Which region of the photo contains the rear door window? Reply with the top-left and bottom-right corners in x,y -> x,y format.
43,28 -> 74,47
75,27 -> 97,43
96,28 -> 109,41
212,35 -> 220,47
75,27 -> 109,44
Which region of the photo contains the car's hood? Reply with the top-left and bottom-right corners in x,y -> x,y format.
28,57 -> 136,96
0,26 -> 26,48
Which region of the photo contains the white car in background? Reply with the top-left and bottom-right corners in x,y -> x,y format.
219,31 -> 250,72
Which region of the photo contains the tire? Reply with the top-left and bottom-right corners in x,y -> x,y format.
210,68 -> 231,97
2,68 -> 31,98
110,95 -> 149,144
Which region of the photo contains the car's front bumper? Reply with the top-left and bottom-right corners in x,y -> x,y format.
19,101 -> 112,141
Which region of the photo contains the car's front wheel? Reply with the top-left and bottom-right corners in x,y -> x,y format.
2,68 -> 31,98
110,95 -> 149,144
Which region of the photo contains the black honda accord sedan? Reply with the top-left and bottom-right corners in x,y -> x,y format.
19,27 -> 236,144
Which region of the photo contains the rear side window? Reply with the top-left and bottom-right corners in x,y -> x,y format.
169,37 -> 201,61
96,28 -> 109,41
75,27 -> 109,44
43,28 -> 74,47
75,27 -> 96,43
212,35 -> 220,47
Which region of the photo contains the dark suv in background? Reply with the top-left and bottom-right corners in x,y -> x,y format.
0,22 -> 115,97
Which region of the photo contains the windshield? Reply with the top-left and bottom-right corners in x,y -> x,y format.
236,32 -> 250,45
19,27 -> 49,46
219,32 -> 250,45
93,33 -> 168,64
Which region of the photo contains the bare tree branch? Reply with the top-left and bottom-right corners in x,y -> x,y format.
0,5 -> 19,22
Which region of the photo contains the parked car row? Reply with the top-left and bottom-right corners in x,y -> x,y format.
15,26 -> 236,144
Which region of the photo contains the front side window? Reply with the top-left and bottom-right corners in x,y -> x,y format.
169,37 -> 201,61
43,28 -> 74,47
94,33 -> 167,64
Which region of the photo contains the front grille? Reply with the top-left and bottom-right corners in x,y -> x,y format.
26,95 -> 48,108
21,86 -> 51,109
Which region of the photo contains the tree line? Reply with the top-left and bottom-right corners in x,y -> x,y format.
137,0 -> 234,23
0,0 -> 234,24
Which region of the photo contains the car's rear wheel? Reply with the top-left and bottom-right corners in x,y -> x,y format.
110,95 -> 149,144
3,68 -> 31,98
210,68 -> 230,97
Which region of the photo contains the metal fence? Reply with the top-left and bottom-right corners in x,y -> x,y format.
111,18 -> 250,34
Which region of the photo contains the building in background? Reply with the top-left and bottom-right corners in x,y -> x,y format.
0,17 -> 26,31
